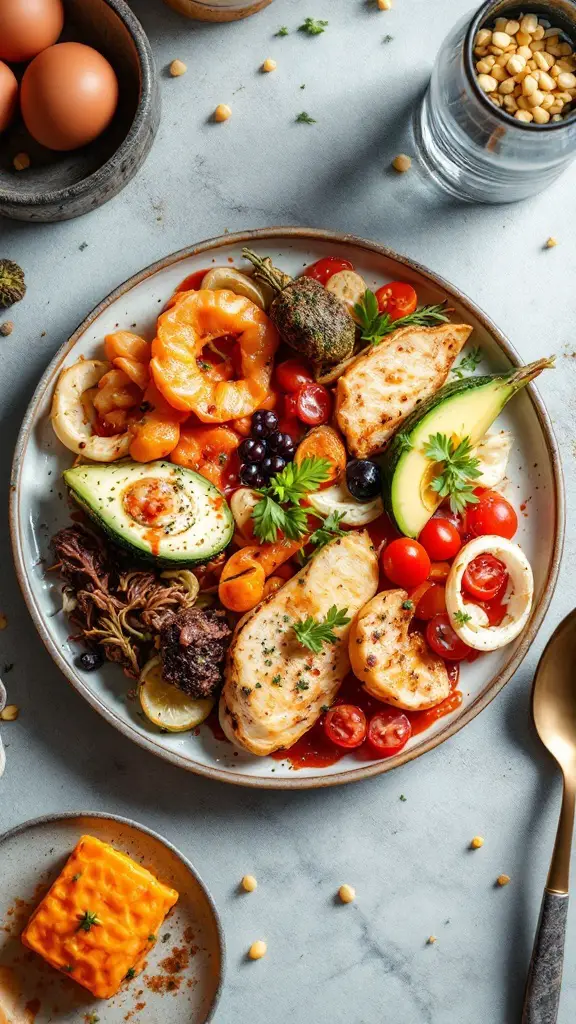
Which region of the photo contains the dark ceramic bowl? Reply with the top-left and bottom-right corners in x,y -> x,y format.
0,0 -> 160,223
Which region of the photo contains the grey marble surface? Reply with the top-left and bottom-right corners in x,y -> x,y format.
1,1 -> 576,1021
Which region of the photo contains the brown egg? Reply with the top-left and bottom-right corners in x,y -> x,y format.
20,42 -> 119,151
0,61 -> 18,133
0,0 -> 64,63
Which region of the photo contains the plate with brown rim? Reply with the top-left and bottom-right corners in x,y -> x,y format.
9,228 -> 564,789
0,811 -> 224,1022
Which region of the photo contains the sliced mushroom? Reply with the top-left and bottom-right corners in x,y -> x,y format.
201,268 -> 273,310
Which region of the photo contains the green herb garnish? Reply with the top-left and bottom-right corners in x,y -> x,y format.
299,17 -> 328,34
77,910 -> 100,932
308,511 -> 346,552
71,873 -> 82,882
423,433 -> 482,514
125,967 -> 136,980
296,111 -> 317,123
453,610 -> 472,625
353,290 -> 450,346
401,599 -> 414,611
251,457 -> 330,543
276,25 -> 289,36
272,675 -> 282,685
293,605 -> 351,654
62,964 -> 74,973
399,794 -> 407,802
148,934 -> 156,942
451,346 -> 482,380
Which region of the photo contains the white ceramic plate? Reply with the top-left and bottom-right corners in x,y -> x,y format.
10,229 -> 564,789
0,812 -> 223,1022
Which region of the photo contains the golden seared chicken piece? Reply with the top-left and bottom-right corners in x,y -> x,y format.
336,323 -> 473,458
219,531 -> 379,756
349,590 -> 451,711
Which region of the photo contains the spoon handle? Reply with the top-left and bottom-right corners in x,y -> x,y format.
522,889 -> 568,1023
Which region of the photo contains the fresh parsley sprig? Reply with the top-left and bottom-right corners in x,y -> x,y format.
424,433 -> 482,514
296,510 -> 346,565
453,610 -> 472,625
299,17 -> 328,34
251,457 -> 331,543
451,346 -> 482,380
353,290 -> 451,346
296,111 -> 316,124
293,605 -> 351,654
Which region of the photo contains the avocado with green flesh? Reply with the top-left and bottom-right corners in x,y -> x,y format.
242,248 -> 356,367
63,460 -> 234,565
381,357 -> 554,538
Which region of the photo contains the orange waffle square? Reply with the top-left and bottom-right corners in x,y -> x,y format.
21,834 -> 179,999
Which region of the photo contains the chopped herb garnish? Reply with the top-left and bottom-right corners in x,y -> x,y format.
401,599 -> 414,611
320,704 -> 330,713
296,111 -> 317,124
453,610 -> 472,625
383,34 -> 394,42
86,1015 -> 100,1024
218,453 -> 228,465
276,25 -> 289,36
251,457 -> 330,542
353,290 -> 450,346
242,686 -> 252,696
77,910 -> 100,932
272,674 -> 282,685
423,433 -> 482,514
399,794 -> 407,802
451,346 -> 482,380
255,682 -> 262,688
299,17 -> 328,34
162,932 -> 171,942
125,967 -> 136,980
62,964 -> 74,973
148,933 -> 156,942
296,680 -> 310,690
308,511 -> 346,553
71,872 -> 82,882
293,605 -> 351,654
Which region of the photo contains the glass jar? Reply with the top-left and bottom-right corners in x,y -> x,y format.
413,0 -> 576,202
164,0 -> 272,21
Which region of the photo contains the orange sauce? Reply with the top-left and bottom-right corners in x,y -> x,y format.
143,529 -> 161,556
177,269 -> 210,292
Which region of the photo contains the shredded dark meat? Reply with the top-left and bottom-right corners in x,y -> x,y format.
160,608 -> 232,699
52,525 -> 199,678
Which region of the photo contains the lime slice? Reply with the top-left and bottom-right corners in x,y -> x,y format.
139,658 -> 214,733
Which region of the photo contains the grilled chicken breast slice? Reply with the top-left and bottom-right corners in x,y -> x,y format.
219,531 -> 379,756
349,590 -> 451,711
336,323 -> 473,458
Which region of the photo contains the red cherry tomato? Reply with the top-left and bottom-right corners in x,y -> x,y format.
381,538 -> 431,589
465,489 -> 518,540
275,358 -> 314,394
367,709 -> 412,756
324,705 -> 367,749
462,553 -> 508,601
375,282 -> 418,321
418,518 -> 461,561
414,583 -> 447,620
303,256 -> 354,285
296,383 -> 332,425
426,613 -> 472,661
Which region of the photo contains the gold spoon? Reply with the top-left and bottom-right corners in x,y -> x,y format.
522,609 -> 576,1023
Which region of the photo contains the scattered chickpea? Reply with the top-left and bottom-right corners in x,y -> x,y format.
392,153 -> 412,172
377,0 -> 393,9
241,874 -> 258,892
338,884 -> 356,904
532,106 -> 551,123
515,109 -> 534,121
169,59 -> 187,77
0,705 -> 19,722
478,73 -> 498,93
470,836 -> 485,849
13,153 -> 30,171
248,940 -> 267,960
0,322 -> 13,337
427,935 -> 437,945
214,103 -> 232,122
262,58 -> 277,72
545,236 -> 558,248
497,874 -> 511,887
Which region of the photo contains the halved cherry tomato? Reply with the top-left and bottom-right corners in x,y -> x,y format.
419,518 -> 461,561
381,538 -> 431,589
462,553 -> 508,601
426,613 -> 472,661
414,583 -> 446,621
465,488 -> 518,540
324,705 -> 367,749
275,358 -> 314,394
296,383 -> 332,425
303,256 -> 354,286
367,710 -> 412,756
375,282 -> 417,321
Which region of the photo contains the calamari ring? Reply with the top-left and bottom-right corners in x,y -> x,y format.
51,359 -> 132,462
151,289 -> 279,422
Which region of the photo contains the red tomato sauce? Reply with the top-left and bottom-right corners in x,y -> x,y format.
177,269 -> 210,292
270,666 -> 461,770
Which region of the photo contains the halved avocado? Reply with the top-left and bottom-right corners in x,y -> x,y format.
63,460 -> 234,565
382,358 -> 554,538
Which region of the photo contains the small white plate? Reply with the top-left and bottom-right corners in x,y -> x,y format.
10,228 -> 564,789
0,813 -> 224,1023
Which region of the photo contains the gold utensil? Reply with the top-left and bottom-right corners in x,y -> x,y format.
522,609 -> 576,1023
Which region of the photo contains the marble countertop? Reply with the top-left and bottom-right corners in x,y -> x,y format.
2,0 -> 576,1020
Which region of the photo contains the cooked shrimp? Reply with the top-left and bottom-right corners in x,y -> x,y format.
129,382 -> 186,462
170,424 -> 241,489
104,331 -> 151,392
151,289 -> 279,422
